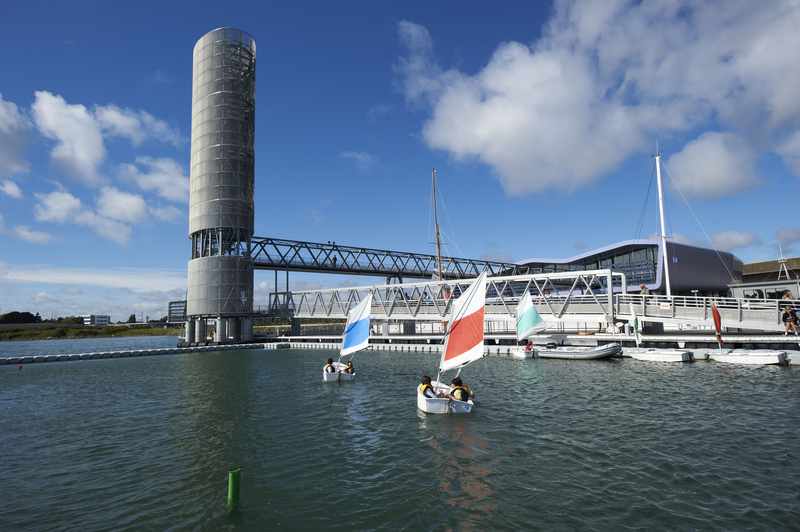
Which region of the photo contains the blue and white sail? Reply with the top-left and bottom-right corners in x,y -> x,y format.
340,293 -> 373,357
516,292 -> 545,341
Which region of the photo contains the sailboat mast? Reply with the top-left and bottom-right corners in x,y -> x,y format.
778,243 -> 791,280
655,151 -> 672,297
432,168 -> 444,281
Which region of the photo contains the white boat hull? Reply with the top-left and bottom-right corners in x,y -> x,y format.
322,361 -> 355,382
627,348 -> 694,363
709,350 -> 788,366
511,347 -> 534,359
416,381 -> 474,414
537,344 -> 621,360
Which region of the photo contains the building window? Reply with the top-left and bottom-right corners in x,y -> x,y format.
191,228 -> 251,258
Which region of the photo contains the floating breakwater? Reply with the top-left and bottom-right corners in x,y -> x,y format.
0,343 -> 267,366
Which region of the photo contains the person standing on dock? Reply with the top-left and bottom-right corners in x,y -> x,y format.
782,307 -> 798,335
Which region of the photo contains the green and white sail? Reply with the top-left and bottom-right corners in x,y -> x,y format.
516,292 -> 545,341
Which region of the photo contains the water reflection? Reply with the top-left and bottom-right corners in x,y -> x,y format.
419,414 -> 496,530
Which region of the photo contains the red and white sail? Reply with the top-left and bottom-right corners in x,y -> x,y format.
440,272 -> 487,372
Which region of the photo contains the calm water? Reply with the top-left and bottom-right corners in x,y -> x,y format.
0,335 -> 179,357
1,338 -> 798,531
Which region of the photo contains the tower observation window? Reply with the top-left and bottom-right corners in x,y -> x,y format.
191,228 -> 251,258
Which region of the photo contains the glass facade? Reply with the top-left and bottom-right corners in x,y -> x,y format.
519,244 -> 659,286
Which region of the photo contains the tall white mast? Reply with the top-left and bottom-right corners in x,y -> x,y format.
432,168 -> 443,281
655,150 -> 672,297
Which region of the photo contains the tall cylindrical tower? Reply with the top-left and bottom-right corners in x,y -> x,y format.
186,27 -> 256,343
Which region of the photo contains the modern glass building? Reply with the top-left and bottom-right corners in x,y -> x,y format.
516,239 -> 743,295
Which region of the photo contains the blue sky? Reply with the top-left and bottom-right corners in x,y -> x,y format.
1,0 -> 800,320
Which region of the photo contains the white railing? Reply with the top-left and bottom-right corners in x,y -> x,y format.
289,270 -> 798,333
292,269 -> 626,323
617,294 -> 798,330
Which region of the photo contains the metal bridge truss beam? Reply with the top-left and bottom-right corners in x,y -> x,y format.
250,236 -> 521,279
291,269 -> 625,323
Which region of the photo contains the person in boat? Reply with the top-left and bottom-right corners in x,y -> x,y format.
323,358 -> 337,373
524,340 -> 533,353
449,377 -> 472,402
343,360 -> 354,374
418,376 -> 440,398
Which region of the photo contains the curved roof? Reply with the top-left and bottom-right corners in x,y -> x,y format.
516,238 -> 659,266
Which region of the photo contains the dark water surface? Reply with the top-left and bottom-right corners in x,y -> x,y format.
0,335 -> 179,358
1,339 -> 798,531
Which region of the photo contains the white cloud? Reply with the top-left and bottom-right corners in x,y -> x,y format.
0,94 -> 30,175
777,228 -> 800,247
97,186 -> 147,223
74,210 -> 132,245
0,264 -> 186,292
12,226 -> 52,244
33,190 -> 83,222
34,188 -> 132,244
0,179 -> 22,199
95,104 -> 182,147
149,204 -> 182,222
666,132 -> 759,199
32,91 -> 106,185
396,1 -> 800,195
340,151 -> 377,171
711,230 -> 760,252
119,156 -> 188,203
0,209 -> 52,244
777,130 -> 800,176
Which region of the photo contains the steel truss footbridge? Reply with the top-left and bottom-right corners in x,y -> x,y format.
250,236 -> 520,279
289,269 -> 798,333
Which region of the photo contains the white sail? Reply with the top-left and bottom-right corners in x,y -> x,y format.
340,293 -> 372,357
440,273 -> 487,372
516,292 -> 545,341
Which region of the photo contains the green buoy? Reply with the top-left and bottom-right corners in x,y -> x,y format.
227,467 -> 241,513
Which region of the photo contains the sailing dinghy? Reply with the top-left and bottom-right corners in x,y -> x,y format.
626,304 -> 694,362
512,291 -> 546,359
417,272 -> 487,414
705,304 -> 788,365
323,293 -> 372,383
537,344 -> 621,360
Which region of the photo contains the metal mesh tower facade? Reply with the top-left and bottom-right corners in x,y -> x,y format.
186,28 -> 256,343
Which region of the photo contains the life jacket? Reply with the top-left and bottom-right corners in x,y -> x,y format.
451,385 -> 469,402
324,363 -> 335,373
418,383 -> 434,397
345,365 -> 354,374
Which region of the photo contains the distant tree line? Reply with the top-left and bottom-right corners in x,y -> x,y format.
0,312 -> 86,325
0,311 -> 42,324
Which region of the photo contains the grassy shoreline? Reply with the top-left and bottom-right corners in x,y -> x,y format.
0,325 -> 183,342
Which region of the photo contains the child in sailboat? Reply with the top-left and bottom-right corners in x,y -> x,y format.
419,376 -> 443,398
323,358 -> 337,373
343,360 -> 354,374
449,377 -> 473,402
